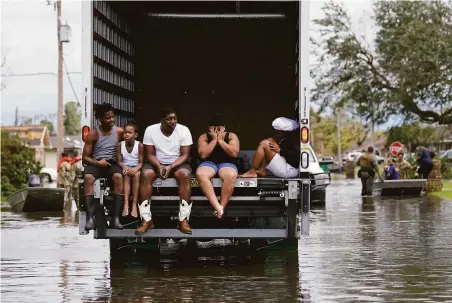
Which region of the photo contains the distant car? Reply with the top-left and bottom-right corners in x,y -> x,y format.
439,149 -> 452,160
302,146 -> 331,204
40,168 -> 58,188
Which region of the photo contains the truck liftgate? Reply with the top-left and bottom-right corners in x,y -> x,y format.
79,1 -> 312,251
78,176 -> 310,247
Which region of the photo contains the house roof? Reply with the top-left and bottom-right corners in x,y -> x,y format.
1,125 -> 51,148
49,135 -> 82,150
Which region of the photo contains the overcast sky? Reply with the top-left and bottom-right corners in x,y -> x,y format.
0,0 -> 372,128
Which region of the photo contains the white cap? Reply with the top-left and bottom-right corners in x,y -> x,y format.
272,117 -> 298,131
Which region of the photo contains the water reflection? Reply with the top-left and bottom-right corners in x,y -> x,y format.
1,178 -> 452,302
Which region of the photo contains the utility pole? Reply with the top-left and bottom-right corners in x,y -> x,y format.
337,108 -> 342,173
56,0 -> 64,160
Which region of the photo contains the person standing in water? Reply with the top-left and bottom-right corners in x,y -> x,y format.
117,122 -> 143,218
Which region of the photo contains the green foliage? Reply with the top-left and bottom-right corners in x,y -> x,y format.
312,0 -> 452,124
1,131 -> 42,198
40,119 -> 55,134
386,123 -> 439,152
313,111 -> 368,155
64,101 -> 81,136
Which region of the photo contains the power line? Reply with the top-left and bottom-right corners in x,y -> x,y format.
62,57 -> 80,105
2,72 -> 81,77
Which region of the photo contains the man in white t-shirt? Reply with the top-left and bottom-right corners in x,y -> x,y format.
135,108 -> 194,235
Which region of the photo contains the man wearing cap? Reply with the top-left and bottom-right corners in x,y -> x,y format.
196,114 -> 240,218
240,117 -> 299,178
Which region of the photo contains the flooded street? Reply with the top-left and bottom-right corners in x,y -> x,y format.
2,178 -> 452,302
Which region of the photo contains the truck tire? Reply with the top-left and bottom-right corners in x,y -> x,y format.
109,238 -> 160,265
311,189 -> 326,205
249,239 -> 298,251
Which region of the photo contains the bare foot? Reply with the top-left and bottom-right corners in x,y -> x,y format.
256,169 -> 268,177
240,170 -> 258,178
213,205 -> 224,219
130,206 -> 138,218
122,204 -> 129,217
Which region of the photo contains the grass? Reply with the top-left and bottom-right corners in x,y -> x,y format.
429,181 -> 452,200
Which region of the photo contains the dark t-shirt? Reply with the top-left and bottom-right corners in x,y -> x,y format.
279,134 -> 300,168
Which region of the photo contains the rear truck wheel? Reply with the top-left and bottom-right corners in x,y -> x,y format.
249,239 -> 298,251
311,188 -> 326,205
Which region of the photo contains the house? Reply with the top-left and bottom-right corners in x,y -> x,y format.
1,125 -> 51,165
1,125 -> 82,170
46,135 -> 82,169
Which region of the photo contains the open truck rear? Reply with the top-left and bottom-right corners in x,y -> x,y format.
79,1 -> 312,256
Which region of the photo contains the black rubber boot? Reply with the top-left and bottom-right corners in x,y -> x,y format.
85,195 -> 96,231
111,194 -> 124,230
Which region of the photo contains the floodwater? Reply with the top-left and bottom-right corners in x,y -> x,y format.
2,178 -> 452,302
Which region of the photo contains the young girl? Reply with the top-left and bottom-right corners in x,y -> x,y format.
117,122 -> 143,218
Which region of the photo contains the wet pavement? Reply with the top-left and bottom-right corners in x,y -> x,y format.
2,178 -> 452,302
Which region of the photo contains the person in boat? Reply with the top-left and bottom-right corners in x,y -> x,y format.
58,152 -> 73,207
28,174 -> 41,187
137,108 -> 193,235
70,150 -> 83,208
395,152 -> 412,180
384,159 -> 400,180
82,103 -> 124,231
196,113 -> 240,219
416,146 -> 435,179
240,117 -> 299,178
357,147 -> 379,196
117,122 -> 143,218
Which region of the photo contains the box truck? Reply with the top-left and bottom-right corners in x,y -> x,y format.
79,1 -> 313,256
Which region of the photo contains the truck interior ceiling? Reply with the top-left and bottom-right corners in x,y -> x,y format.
106,1 -> 299,156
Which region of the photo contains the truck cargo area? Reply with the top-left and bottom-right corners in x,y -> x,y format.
81,1 -> 310,253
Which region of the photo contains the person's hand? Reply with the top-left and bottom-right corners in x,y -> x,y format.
158,164 -> 166,179
97,159 -> 111,168
128,167 -> 139,176
208,126 -> 218,141
122,166 -> 130,175
163,165 -> 172,179
269,141 -> 281,154
217,126 -> 226,142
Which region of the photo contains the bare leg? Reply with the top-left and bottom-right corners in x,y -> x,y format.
140,169 -> 157,201
123,175 -> 131,216
218,167 -> 237,211
196,166 -> 223,218
112,173 -> 124,194
241,139 -> 277,177
84,174 -> 95,195
130,171 -> 140,218
174,169 -> 191,202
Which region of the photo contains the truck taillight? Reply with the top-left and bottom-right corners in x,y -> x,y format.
82,126 -> 90,142
301,127 -> 309,144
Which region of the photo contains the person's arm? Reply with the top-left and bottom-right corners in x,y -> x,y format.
164,127 -> 193,177
218,132 -> 240,158
82,129 -> 110,168
117,143 -> 129,175
198,133 -> 217,160
136,142 -> 144,171
171,145 -> 191,169
116,126 -> 124,142
143,127 -> 163,174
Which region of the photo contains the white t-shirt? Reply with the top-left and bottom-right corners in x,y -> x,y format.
143,123 -> 193,164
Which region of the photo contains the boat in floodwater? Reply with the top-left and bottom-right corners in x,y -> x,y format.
7,187 -> 66,212
372,179 -> 427,197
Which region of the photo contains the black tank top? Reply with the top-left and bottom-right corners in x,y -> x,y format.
205,132 -> 236,164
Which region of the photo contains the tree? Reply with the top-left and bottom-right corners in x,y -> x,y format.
386,123 -> 440,152
1,131 -> 42,198
312,1 -> 452,124
40,119 -> 55,135
63,101 -> 81,135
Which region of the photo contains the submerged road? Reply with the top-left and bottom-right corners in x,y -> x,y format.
1,177 -> 452,302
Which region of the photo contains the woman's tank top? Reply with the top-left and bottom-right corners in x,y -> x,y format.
205,132 -> 236,164
121,140 -> 139,167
